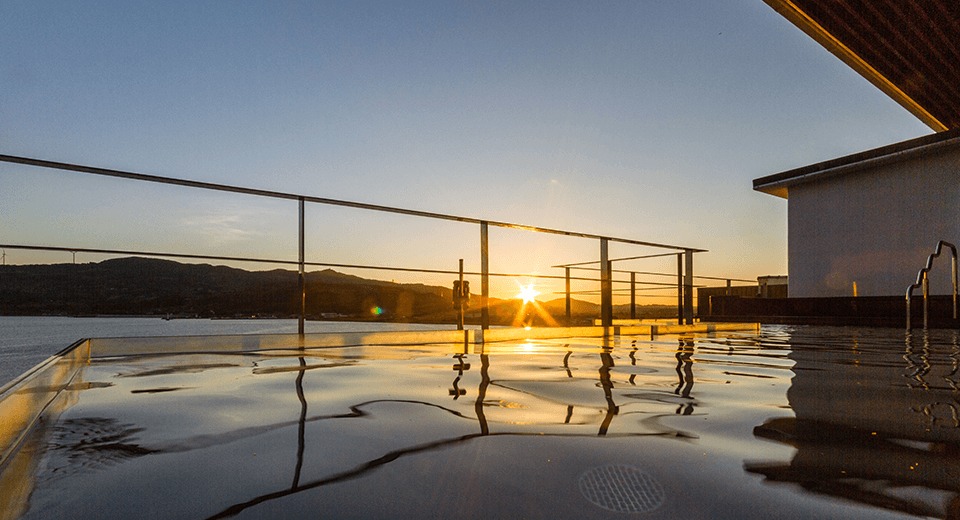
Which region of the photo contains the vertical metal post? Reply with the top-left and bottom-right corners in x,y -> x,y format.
923,271 -> 929,330
600,239 -> 612,328
684,249 -> 694,325
457,258 -> 465,331
565,267 -> 571,324
298,197 -> 305,336
953,254 -> 958,321
630,271 -> 636,320
480,221 -> 489,330
677,253 -> 683,325
725,279 -> 731,296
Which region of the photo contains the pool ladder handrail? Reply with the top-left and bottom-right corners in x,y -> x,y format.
906,240 -> 958,330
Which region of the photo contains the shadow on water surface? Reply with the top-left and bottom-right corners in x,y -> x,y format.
747,328 -> 960,519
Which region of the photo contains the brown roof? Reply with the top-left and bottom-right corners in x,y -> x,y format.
765,0 -> 960,131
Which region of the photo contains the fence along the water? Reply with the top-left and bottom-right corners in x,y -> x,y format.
553,255 -> 755,325
0,153 -> 706,331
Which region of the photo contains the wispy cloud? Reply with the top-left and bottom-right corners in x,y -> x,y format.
179,212 -> 263,245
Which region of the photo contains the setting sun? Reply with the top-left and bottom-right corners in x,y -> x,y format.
516,283 -> 540,304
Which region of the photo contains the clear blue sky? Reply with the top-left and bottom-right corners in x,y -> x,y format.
0,1 -> 932,302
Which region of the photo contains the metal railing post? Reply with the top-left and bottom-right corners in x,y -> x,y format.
953,253 -> 958,321
565,267 -> 571,324
676,253 -> 683,325
630,271 -> 636,320
457,258 -> 465,331
600,238 -> 612,328
298,197 -> 305,336
684,249 -> 694,325
480,221 -> 489,330
905,241 -> 959,330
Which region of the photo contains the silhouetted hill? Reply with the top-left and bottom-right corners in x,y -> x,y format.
0,257 -> 675,324
0,257 -> 622,324
0,257 -> 442,320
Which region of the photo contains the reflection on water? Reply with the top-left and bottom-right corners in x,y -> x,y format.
675,338 -> 695,416
7,327 -> 960,518
747,328 -> 960,519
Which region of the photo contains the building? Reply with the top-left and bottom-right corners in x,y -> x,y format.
754,1 -> 960,298
755,130 -> 960,297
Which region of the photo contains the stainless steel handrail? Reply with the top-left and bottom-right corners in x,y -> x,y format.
0,154 -> 705,252
1,153 -> 711,333
555,264 -> 754,283
906,240 -> 958,330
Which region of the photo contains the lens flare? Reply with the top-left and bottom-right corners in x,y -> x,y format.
508,279 -> 557,327
516,284 -> 540,304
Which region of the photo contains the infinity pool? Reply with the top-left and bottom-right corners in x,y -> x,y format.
2,326 -> 959,519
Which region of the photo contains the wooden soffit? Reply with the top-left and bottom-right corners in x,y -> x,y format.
765,0 -> 960,131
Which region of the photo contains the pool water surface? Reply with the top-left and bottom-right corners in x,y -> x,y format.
3,325 -> 959,519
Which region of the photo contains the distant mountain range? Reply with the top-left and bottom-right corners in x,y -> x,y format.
0,257 -> 677,325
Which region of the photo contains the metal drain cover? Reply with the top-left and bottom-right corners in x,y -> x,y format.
578,464 -> 665,513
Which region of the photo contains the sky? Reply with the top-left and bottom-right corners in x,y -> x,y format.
0,1 -> 933,303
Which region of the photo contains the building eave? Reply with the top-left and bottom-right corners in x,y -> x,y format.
753,128 -> 960,199
764,0 -> 960,132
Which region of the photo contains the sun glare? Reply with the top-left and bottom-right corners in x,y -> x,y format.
517,283 -> 540,304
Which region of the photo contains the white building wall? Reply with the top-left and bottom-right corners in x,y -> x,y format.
788,146 -> 960,297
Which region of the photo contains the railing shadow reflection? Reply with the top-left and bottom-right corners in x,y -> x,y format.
1,339 -> 702,519
675,338 -> 695,416
206,341 -> 699,518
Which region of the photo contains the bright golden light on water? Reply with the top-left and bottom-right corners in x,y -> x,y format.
516,283 -> 540,304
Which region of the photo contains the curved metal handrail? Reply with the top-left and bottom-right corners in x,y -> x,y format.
906,240 -> 958,330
